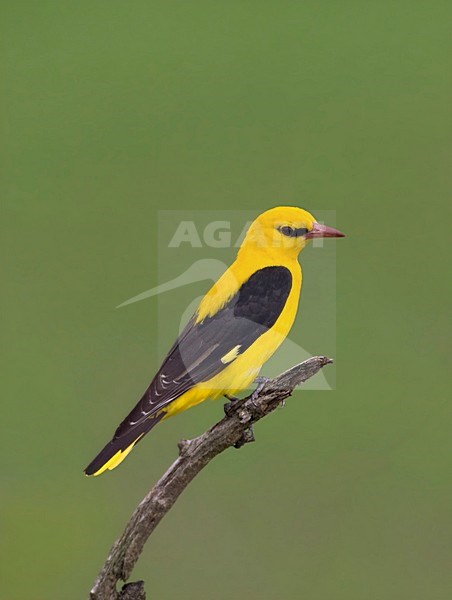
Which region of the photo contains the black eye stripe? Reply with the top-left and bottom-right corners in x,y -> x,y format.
278,226 -> 309,238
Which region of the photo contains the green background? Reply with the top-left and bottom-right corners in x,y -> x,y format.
1,2 -> 450,599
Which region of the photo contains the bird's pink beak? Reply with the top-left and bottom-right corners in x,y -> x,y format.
305,222 -> 345,239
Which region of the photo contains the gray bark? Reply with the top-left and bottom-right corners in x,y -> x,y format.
90,356 -> 333,600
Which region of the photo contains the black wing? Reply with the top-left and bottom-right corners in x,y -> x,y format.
115,265 -> 292,436
85,266 -> 292,474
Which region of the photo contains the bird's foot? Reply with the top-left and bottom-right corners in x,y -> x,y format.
234,424 -> 255,449
250,376 -> 271,406
253,375 -> 271,388
223,394 -> 242,417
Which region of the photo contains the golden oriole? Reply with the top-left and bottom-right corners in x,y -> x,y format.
84,207 -> 344,476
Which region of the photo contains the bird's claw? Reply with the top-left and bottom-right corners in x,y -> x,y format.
250,376 -> 271,406
225,378 -> 270,416
253,375 -> 271,387
223,395 -> 242,417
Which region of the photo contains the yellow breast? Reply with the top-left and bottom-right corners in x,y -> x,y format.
164,258 -> 302,418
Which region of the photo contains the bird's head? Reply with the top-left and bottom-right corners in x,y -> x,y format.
239,206 -> 345,259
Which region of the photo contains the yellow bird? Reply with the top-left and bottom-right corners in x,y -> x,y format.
84,207 -> 344,476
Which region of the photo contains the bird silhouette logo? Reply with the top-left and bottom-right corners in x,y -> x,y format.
117,258 -> 332,390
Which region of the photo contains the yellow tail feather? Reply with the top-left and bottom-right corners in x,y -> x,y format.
88,438 -> 139,477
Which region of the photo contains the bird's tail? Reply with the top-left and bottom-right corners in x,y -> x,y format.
84,412 -> 164,477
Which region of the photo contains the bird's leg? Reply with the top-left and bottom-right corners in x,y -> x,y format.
250,376 -> 271,406
251,375 -> 284,408
224,393 -> 240,402
253,376 -> 270,387
223,393 -> 242,417
225,376 -> 271,416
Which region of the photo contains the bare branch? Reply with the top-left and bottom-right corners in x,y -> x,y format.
89,356 -> 333,600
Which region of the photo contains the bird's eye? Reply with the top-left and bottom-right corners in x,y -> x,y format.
278,225 -> 296,237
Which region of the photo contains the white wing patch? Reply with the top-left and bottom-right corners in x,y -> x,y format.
220,344 -> 242,364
